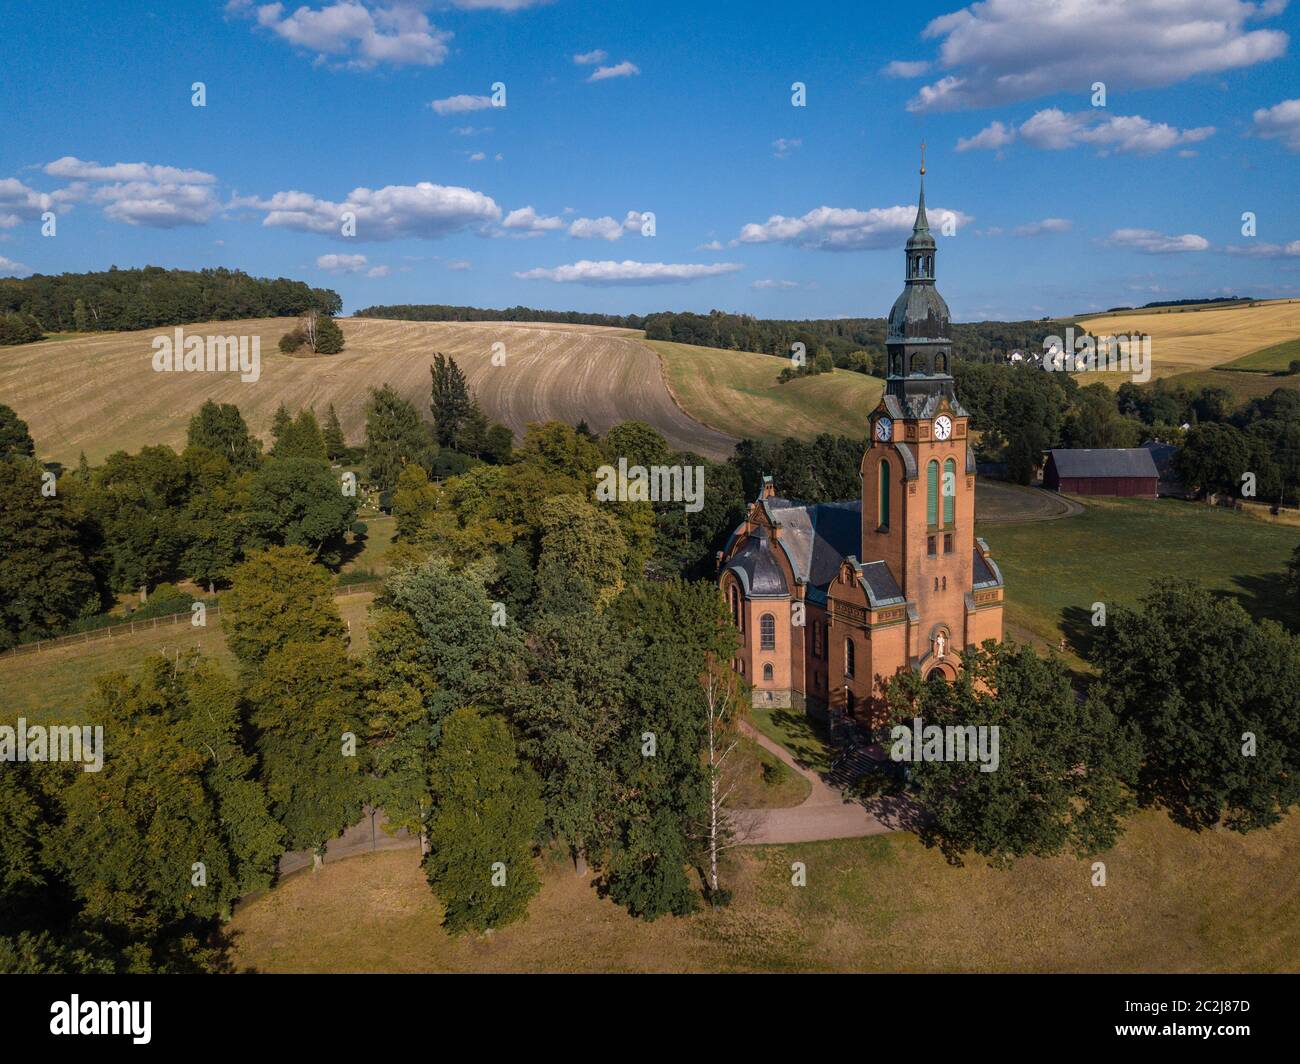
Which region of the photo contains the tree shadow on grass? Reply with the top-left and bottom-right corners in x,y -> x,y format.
1225,571 -> 1300,633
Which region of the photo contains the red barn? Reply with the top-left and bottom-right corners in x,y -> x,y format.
1044,448 -> 1160,498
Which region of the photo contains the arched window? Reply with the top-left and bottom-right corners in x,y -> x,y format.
935,350 -> 947,373
760,613 -> 776,650
925,255 -> 932,275
943,457 -> 956,527
927,459 -> 939,528
910,353 -> 924,374
845,638 -> 855,678
878,459 -> 890,529
763,663 -> 774,683
729,585 -> 739,626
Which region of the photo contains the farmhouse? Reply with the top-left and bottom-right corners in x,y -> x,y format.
1043,448 -> 1159,498
718,166 -> 1005,728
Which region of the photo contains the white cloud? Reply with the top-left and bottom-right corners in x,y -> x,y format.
450,125 -> 490,135
587,60 -> 639,82
903,0 -> 1287,113
573,49 -> 607,65
1014,218 -> 1072,237
468,151 -> 486,162
0,255 -> 31,277
1252,97 -> 1300,151
44,156 -> 216,184
445,258 -> 472,270
697,239 -> 725,251
1223,240 -> 1300,257
1021,109 -> 1214,154
737,203 -> 974,251
316,252 -> 369,272
955,120 -> 1015,152
502,206 -> 565,233
431,93 -> 494,115
242,1 -> 452,69
38,157 -> 220,227
0,177 -> 60,227
882,60 -> 931,78
448,0 -> 553,8
1106,228 -> 1210,254
238,181 -> 501,240
515,260 -> 743,285
568,210 -> 644,240
752,279 -> 800,289
367,265 -> 390,277
771,138 -> 801,158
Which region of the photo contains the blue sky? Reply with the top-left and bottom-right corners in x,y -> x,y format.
1,0 -> 1298,321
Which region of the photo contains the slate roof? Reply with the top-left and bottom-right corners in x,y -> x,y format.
723,526 -> 789,597
1048,448 -> 1158,479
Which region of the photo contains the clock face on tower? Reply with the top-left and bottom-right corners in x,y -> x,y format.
933,415 -> 953,441
875,417 -> 893,442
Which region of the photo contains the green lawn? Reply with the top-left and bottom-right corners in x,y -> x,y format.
344,514 -> 396,574
732,735 -> 812,809
980,496 -> 1300,655
749,705 -> 834,775
1219,335 -> 1300,373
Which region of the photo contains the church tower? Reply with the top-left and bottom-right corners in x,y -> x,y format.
858,158 -> 991,681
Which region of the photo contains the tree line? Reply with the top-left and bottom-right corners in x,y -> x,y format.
0,266 -> 341,342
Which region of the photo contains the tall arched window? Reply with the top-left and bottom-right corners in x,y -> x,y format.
943,458 -> 956,527
927,459 -> 939,528
845,638 -> 855,678
763,663 -> 774,683
729,585 -> 739,626
760,613 -> 776,650
878,459 -> 890,529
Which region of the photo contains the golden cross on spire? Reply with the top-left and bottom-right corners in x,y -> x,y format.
920,140 -> 926,175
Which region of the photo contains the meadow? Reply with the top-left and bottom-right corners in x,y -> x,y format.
647,338 -> 884,442
226,806 -> 1300,973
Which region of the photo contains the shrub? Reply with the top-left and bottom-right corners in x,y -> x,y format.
278,329 -> 306,354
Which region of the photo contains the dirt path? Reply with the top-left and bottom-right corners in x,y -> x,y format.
734,721 -> 915,844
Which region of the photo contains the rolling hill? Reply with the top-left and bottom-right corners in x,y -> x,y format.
0,317 -> 739,463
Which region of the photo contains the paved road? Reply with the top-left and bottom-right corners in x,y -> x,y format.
735,722 -> 921,845
277,807 -> 418,877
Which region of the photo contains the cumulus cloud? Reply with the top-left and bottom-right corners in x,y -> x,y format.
955,120 -> 1016,152
771,138 -> 801,158
431,93 -> 494,115
573,49 -> 607,65
567,211 -> 645,240
696,239 -> 725,251
37,156 -> 221,227
736,204 -> 974,251
502,206 -> 565,234
367,264 -> 390,277
1252,97 -> 1300,151
587,60 -> 639,81
237,181 -> 501,240
316,252 -> 370,272
447,0 -> 554,8
0,177 -> 63,228
901,0 -> 1287,113
1106,228 -> 1210,254
237,1 -> 452,69
515,260 -> 743,285
1014,218 -> 1072,237
752,279 -> 801,289
0,255 -> 31,277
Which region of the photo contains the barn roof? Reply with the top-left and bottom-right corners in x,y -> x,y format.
1048,448 -> 1159,479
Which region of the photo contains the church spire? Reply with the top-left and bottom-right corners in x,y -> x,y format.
913,141 -> 930,234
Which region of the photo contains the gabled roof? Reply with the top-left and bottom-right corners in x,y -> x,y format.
1048,448 -> 1159,479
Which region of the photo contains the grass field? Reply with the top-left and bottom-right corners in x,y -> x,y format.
226,806 -> 1300,973
1074,298 -> 1300,381
0,592 -> 374,724
647,339 -> 884,442
1219,335 -> 1300,373
0,317 -> 737,464
980,496 -> 1300,654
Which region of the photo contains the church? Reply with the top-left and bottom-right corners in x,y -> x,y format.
718,166 -> 1005,728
